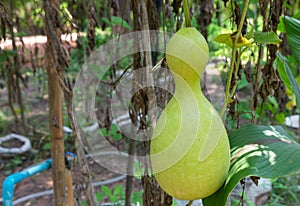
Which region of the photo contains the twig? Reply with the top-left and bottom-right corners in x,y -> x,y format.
100,63 -> 133,86
152,57 -> 165,71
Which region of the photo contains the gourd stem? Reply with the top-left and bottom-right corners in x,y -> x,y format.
183,0 -> 191,27
220,0 -> 250,117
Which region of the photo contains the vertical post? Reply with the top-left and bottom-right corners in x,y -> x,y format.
43,0 -> 66,205
47,58 -> 66,206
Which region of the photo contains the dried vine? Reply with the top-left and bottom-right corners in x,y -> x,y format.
0,3 -> 26,124
252,0 -> 284,123
87,0 -> 97,51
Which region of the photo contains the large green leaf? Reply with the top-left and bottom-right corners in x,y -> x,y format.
202,124 -> 300,206
285,16 -> 300,65
277,52 -> 300,111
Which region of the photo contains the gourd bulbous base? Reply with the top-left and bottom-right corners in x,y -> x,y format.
150,77 -> 230,200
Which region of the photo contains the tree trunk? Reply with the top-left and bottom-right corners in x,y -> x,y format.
44,0 -> 66,205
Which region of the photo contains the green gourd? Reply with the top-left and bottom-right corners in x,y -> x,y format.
150,27 -> 230,200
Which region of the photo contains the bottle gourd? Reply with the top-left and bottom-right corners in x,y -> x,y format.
150,27 -> 230,200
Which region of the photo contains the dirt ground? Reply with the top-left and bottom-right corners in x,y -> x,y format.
0,168 -> 55,205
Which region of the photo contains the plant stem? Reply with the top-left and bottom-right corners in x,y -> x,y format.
229,48 -> 244,98
220,0 -> 250,117
183,0 -> 191,27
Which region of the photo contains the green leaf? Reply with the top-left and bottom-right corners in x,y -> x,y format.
102,16 -> 131,30
111,16 -> 131,29
275,112 -> 285,124
5,50 -> 17,56
110,124 -> 122,140
214,33 -> 232,45
253,31 -> 281,44
131,191 -> 142,204
276,57 -> 292,91
112,132 -> 122,140
100,127 -> 109,137
101,185 -> 112,197
0,50 -> 17,63
12,157 -> 22,165
100,124 -> 122,140
203,124 -> 300,206
277,52 -> 300,111
42,142 -> 51,150
277,17 -> 285,32
102,17 -> 111,26
285,16 -> 300,65
95,191 -> 104,202
0,53 -> 8,63
110,124 -> 119,133
15,31 -> 28,37
244,27 -> 254,40
263,96 -> 278,114
237,73 -> 248,90
113,185 -> 124,197
214,33 -> 252,48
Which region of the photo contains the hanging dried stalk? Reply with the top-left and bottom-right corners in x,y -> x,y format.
196,0 -> 214,39
0,3 -> 8,41
125,125 -> 137,206
251,0 -> 284,121
10,13 -> 26,124
260,0 -> 283,99
87,0 -> 97,51
126,1 -> 140,205
0,2 -> 26,124
6,61 -> 19,122
62,77 -> 97,206
172,0 -> 182,15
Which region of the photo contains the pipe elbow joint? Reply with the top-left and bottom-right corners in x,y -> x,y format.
2,173 -> 24,206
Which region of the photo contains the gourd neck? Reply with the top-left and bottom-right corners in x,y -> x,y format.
172,72 -> 202,96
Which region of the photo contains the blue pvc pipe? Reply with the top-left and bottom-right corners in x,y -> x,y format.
2,159 -> 52,206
